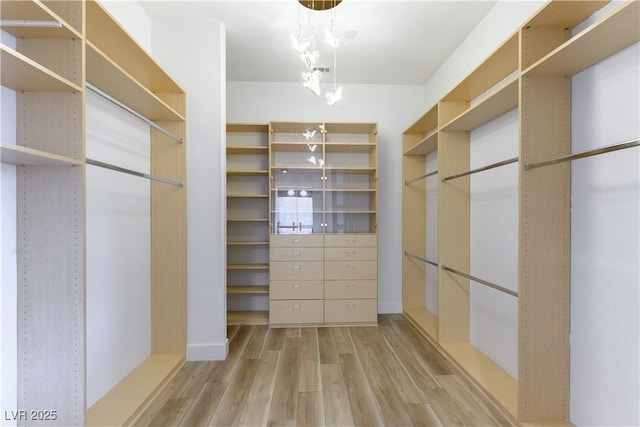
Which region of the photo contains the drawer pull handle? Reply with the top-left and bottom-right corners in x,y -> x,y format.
293,251 -> 301,256
293,284 -> 301,289
293,304 -> 301,310
346,303 -> 357,309
293,265 -> 301,270
293,239 -> 301,243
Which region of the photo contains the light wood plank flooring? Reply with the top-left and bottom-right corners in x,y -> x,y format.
134,314 -> 512,426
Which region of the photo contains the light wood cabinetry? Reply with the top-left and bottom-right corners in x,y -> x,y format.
226,123 -> 270,325
1,1 -> 187,425
269,122 -> 378,326
402,0 -> 639,424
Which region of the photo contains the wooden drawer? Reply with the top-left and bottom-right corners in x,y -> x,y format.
271,261 -> 323,281
270,300 -> 323,325
324,234 -> 376,248
324,299 -> 377,324
324,246 -> 377,261
324,280 -> 377,300
324,261 -> 377,280
271,247 -> 324,262
271,280 -> 323,300
270,234 -> 324,248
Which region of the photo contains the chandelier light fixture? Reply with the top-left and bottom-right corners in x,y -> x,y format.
291,0 -> 344,106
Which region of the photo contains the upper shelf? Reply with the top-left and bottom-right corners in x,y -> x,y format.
442,32 -> 518,102
441,75 -> 518,131
0,0 -> 82,39
85,0 -> 184,95
524,1 -> 640,77
227,146 -> 269,155
405,129 -> 438,156
1,44 -> 81,92
86,42 -> 185,121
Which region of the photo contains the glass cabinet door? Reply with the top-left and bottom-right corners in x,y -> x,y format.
270,122 -> 325,234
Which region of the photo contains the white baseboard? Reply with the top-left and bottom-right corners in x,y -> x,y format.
186,338 -> 228,361
378,301 -> 402,314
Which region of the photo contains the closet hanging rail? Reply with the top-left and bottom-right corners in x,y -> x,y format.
404,251 -> 439,267
442,157 -> 518,182
86,83 -> 184,144
524,139 -> 639,170
404,170 -> 438,185
86,158 -> 183,187
441,265 -> 518,297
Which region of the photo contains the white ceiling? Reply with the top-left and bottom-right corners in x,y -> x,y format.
139,1 -> 497,85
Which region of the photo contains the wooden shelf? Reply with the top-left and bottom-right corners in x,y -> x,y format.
227,194 -> 268,198
524,1 -> 640,77
1,143 -> 82,166
228,123 -> 269,133
442,32 -> 518,102
87,354 -> 184,427
324,122 -> 378,134
441,76 -> 519,131
0,0 -> 81,39
227,285 -> 269,295
405,128 -> 438,155
325,167 -> 376,173
86,42 -> 185,121
227,264 -> 270,270
227,241 -> 269,246
228,311 -> 269,325
226,146 -> 268,154
271,142 -> 322,152
325,143 -> 377,153
1,44 -> 81,92
524,0 -> 609,30
227,170 -> 269,176
441,342 -> 518,419
85,0 -> 183,95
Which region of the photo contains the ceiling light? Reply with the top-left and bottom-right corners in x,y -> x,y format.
298,0 -> 342,11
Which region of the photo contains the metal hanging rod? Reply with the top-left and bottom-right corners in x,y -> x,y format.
524,139 -> 639,170
442,157 -> 519,182
85,83 -> 183,144
86,158 -> 183,187
404,170 -> 438,185
441,265 -> 518,298
404,251 -> 439,267
1,20 -> 62,28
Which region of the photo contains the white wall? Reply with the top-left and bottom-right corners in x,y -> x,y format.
227,81 -> 425,313
85,91 -> 152,407
469,108 -> 519,379
150,17 -> 228,361
1,80 -> 18,425
570,42 -> 639,426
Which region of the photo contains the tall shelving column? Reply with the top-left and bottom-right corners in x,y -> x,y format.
226,123 -> 270,325
1,1 -> 86,425
402,105 -> 439,337
85,1 -> 187,425
518,0 -> 638,422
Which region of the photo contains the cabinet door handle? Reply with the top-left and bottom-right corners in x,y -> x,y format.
292,251 -> 301,256
293,304 -> 301,310
293,239 -> 301,243
293,284 -> 301,289
293,265 -> 301,270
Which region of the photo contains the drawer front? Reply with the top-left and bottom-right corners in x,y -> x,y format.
324,234 -> 376,248
324,280 -> 377,300
324,261 -> 377,281
324,246 -> 377,261
271,281 -> 323,300
271,261 -> 323,281
270,234 -> 324,248
271,247 -> 324,262
270,300 -> 323,325
324,299 -> 377,324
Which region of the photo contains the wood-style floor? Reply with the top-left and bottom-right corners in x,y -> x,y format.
134,314 -> 512,426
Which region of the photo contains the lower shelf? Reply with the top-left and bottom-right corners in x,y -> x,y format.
87,353 -> 184,426
403,309 -> 517,422
227,310 -> 269,325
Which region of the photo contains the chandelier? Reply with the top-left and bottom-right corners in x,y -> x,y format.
291,0 -> 344,107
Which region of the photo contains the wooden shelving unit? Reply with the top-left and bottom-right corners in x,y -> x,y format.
226,123 -> 271,325
1,1 -> 187,425
269,122 -> 378,327
401,0 -> 639,424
